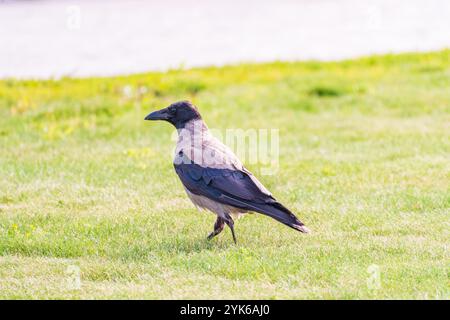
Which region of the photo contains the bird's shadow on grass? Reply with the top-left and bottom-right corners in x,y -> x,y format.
117,237 -> 237,264
154,236 -> 237,254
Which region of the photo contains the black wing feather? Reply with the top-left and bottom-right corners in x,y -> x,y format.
174,162 -> 308,232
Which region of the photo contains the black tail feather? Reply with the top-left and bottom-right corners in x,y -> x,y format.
252,201 -> 310,233
219,194 -> 310,233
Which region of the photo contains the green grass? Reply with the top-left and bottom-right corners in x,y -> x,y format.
0,51 -> 449,299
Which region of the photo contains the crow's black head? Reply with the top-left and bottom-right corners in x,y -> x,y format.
145,100 -> 202,128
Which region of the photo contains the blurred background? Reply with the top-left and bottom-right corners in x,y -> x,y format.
1,0 -> 449,79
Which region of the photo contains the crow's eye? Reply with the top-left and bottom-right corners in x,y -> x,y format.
168,106 -> 176,113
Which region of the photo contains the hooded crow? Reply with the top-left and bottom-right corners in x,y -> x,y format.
145,101 -> 309,243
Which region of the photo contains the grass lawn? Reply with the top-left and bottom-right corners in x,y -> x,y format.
0,51 -> 449,299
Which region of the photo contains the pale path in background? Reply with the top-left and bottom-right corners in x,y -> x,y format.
1,0 -> 449,79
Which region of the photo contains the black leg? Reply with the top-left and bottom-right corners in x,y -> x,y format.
207,217 -> 225,240
224,214 -> 237,244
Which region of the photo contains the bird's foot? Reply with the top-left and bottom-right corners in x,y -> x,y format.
207,232 -> 217,240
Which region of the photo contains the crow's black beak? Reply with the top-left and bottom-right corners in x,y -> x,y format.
145,109 -> 169,121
